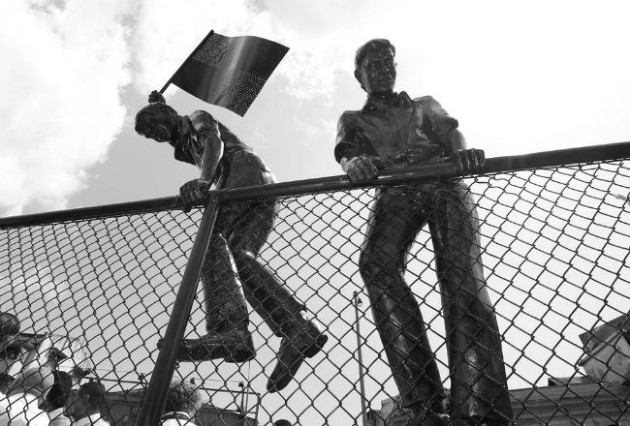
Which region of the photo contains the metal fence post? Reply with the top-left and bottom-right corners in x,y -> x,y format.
135,195 -> 221,426
353,291 -> 368,426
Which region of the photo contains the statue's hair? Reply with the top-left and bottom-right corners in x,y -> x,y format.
164,380 -> 204,414
134,102 -> 178,133
354,39 -> 396,71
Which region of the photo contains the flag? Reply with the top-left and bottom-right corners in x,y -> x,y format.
168,31 -> 289,116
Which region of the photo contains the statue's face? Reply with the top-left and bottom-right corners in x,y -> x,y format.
356,47 -> 396,94
136,107 -> 178,143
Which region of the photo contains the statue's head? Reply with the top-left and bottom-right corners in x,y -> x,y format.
354,38 -> 397,95
135,99 -> 181,143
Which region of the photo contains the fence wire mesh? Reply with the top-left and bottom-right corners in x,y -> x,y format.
1,153 -> 630,426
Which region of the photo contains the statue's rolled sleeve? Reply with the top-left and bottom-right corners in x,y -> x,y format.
334,112 -> 362,163
419,96 -> 459,145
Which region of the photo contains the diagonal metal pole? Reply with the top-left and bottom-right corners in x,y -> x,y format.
136,195 -> 221,426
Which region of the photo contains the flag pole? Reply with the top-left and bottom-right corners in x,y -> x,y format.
159,29 -> 215,94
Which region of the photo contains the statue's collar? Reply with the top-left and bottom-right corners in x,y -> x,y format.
170,115 -> 193,149
363,91 -> 412,112
180,116 -> 193,143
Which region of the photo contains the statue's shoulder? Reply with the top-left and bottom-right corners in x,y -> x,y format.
413,95 -> 452,119
340,109 -> 362,117
413,95 -> 439,105
189,110 -> 218,134
338,109 -> 362,125
189,109 -> 213,123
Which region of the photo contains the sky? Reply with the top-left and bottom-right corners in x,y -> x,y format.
1,0 -> 629,217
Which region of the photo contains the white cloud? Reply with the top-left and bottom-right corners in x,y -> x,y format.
0,0 -> 132,216
130,0 -> 357,100
131,0 -> 275,94
2,0 -> 628,216
256,0 -> 629,156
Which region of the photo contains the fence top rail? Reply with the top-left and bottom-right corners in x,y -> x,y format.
1,140 -> 629,230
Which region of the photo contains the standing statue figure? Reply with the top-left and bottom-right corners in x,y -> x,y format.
135,92 -> 327,392
335,39 -> 513,425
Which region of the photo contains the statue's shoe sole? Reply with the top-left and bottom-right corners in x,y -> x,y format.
165,335 -> 256,363
187,337 -> 256,363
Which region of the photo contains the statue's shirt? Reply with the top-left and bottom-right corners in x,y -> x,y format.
171,110 -> 274,188
334,92 -> 458,166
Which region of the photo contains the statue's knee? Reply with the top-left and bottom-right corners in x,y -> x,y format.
203,235 -> 236,276
233,247 -> 255,260
231,248 -> 256,270
359,252 -> 386,280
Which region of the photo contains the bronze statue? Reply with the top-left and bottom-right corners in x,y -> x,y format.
135,92 -> 327,392
335,39 -> 513,425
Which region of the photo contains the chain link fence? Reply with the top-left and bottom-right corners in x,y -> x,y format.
1,142 -> 630,425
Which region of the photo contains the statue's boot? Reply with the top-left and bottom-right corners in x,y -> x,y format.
174,288 -> 255,363
156,323 -> 255,363
266,312 -> 328,392
229,248 -> 328,391
177,327 -> 255,363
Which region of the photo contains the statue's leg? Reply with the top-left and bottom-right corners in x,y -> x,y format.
223,199 -> 327,392
428,182 -> 513,425
176,233 -> 255,363
360,188 -> 446,420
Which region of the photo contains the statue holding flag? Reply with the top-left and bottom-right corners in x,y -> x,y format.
134,31 -> 327,393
